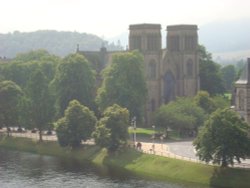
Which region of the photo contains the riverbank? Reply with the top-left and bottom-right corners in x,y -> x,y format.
0,136 -> 249,188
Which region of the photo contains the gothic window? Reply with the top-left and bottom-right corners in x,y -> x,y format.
163,71 -> 175,103
148,60 -> 156,80
147,35 -> 159,51
151,99 -> 156,112
187,59 -> 193,77
239,90 -> 245,110
168,36 -> 179,51
185,36 -> 196,50
130,36 -> 141,50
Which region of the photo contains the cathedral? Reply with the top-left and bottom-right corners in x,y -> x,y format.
78,23 -> 200,125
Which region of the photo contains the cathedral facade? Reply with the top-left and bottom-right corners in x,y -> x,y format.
129,24 -> 199,124
78,23 -> 200,125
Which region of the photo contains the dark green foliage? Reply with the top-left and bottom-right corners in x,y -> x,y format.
199,45 -> 225,95
93,104 -> 129,152
0,50 -> 60,87
55,100 -> 97,148
96,51 -> 147,121
0,80 -> 23,135
53,53 -> 96,116
194,91 -> 216,114
26,69 -> 55,141
221,65 -> 236,92
154,97 -> 206,135
194,108 -> 250,167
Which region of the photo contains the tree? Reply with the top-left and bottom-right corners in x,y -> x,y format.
194,91 -> 216,114
55,100 -> 97,148
199,45 -> 225,95
0,80 -> 23,135
154,97 -> 206,136
92,104 -> 129,152
193,108 -> 250,167
26,69 -> 55,141
221,65 -> 236,92
96,51 -> 147,121
52,53 -> 96,116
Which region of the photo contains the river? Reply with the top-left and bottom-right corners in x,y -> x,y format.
0,148 -> 206,188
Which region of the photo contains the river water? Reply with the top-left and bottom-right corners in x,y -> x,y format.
0,148 -> 206,188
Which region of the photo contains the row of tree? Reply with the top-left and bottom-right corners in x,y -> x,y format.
0,49 -> 147,151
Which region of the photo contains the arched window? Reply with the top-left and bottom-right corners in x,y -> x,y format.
187,59 -> 193,77
151,99 -> 155,112
148,60 -> 156,79
163,71 -> 175,103
239,90 -> 245,110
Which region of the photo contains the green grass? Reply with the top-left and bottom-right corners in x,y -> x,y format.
128,127 -> 182,141
1,136 -> 250,188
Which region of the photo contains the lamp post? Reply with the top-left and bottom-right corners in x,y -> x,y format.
132,116 -> 136,147
152,125 -> 155,153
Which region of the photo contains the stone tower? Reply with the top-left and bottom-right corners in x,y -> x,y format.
164,25 -> 199,101
235,58 -> 250,123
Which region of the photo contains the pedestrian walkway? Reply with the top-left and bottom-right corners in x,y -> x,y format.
2,129 -> 250,169
139,141 -> 250,169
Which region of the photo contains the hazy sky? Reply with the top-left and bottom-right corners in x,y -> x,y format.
1,0 -> 250,38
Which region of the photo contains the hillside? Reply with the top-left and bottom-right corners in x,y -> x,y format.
0,30 -> 123,58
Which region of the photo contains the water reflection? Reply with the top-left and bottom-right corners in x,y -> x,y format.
0,149 -> 205,188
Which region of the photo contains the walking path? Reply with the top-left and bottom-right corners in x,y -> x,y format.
1,129 -> 249,169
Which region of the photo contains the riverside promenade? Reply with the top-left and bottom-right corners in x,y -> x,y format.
1,128 -> 250,169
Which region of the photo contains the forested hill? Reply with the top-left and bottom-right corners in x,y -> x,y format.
0,30 -> 123,58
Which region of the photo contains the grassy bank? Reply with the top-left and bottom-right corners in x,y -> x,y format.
0,136 -> 250,188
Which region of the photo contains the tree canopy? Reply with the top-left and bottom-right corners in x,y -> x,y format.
154,97 -> 206,135
199,45 -> 225,95
92,104 -> 129,152
52,53 -> 96,116
26,68 -> 55,141
0,80 -> 23,135
221,64 -> 236,92
193,108 -> 250,167
55,100 -> 97,148
96,51 -> 147,121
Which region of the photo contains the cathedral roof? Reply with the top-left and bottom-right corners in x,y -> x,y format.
235,58 -> 250,85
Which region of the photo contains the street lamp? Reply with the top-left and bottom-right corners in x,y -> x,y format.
152,125 -> 155,153
132,116 -> 136,147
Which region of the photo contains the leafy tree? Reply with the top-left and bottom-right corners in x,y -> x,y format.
96,51 -> 147,121
55,100 -> 97,148
0,80 -> 23,135
93,104 -> 129,152
154,97 -> 206,135
221,65 -> 236,92
194,91 -> 216,114
26,69 -> 55,141
199,45 -> 225,95
212,95 -> 230,110
52,53 -> 96,116
193,108 -> 250,167
14,49 -> 60,63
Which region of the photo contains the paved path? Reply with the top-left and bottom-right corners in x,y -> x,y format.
139,140 -> 250,168
1,129 -> 250,168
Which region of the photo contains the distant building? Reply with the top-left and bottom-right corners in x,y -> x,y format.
234,58 -> 250,123
78,24 -> 200,125
0,56 -> 10,64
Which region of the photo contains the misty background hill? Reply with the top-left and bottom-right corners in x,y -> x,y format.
1,19 -> 250,63
0,30 -> 123,58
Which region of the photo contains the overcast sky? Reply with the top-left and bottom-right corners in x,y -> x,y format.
1,0 -> 250,38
